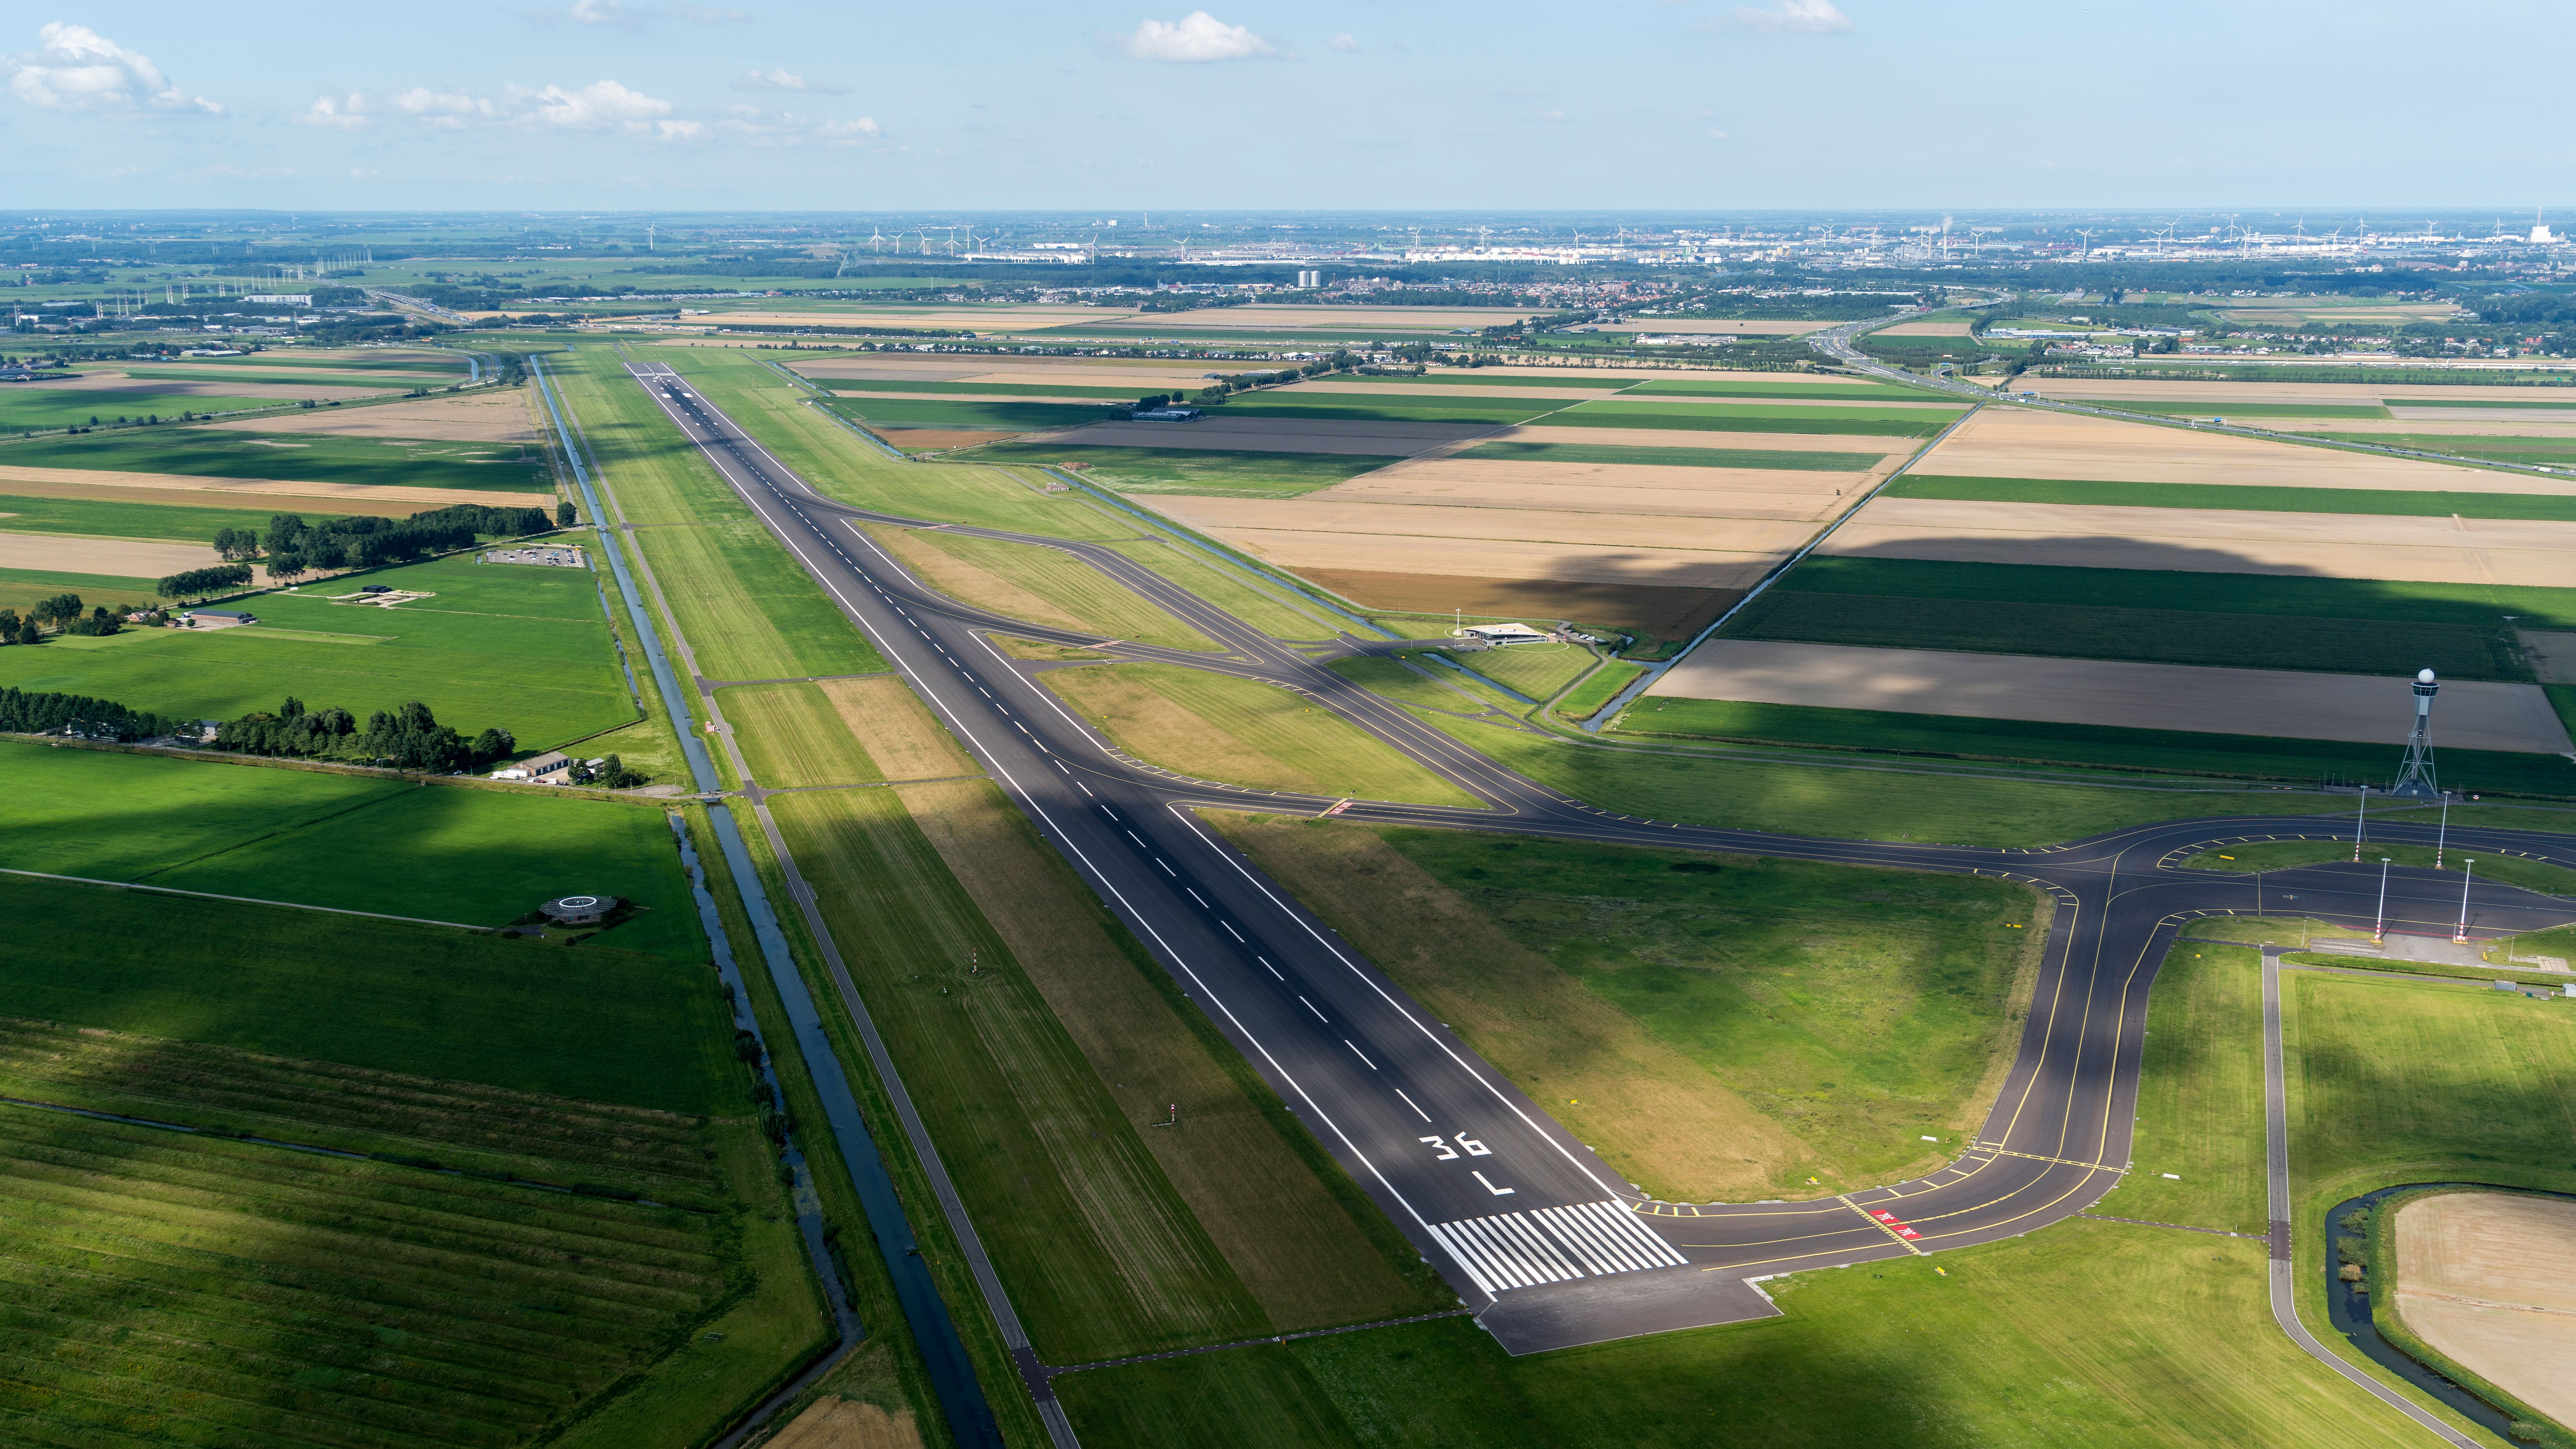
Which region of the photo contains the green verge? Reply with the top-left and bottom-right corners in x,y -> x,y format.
2090,943 -> 2268,1234
947,444 -> 1401,499
767,788 -> 1273,1365
0,551 -> 639,750
892,529 -> 1220,651
1612,696 -> 2576,796
2181,839 -> 2576,898
1454,440 -> 1885,471
627,517 -> 890,679
2384,397 -> 2576,410
0,492 -> 355,543
0,427 -> 554,493
1556,661 -> 1645,721
1414,709 -> 2366,846
2314,433 -> 2576,468
1323,656 -> 1488,713
1438,642 -> 1595,700
1774,555 -> 2576,630
1720,588 -> 2528,680
1550,404 -> 1956,438
1886,472 -> 2576,521
2121,402 -> 2394,418
0,871 -> 730,1112
1101,538 -> 1344,639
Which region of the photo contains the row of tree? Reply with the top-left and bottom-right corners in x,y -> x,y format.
214,697 -> 517,774
199,503 -> 576,587
0,594 -> 150,642
0,687 -> 169,740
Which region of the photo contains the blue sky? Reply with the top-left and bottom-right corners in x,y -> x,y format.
4,1 -> 2570,212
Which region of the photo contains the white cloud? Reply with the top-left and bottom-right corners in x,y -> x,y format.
731,67 -> 845,93
1531,109 -> 1567,122
718,107 -> 881,146
1716,0 -> 1852,33
524,78 -> 672,128
1708,129 -> 1729,139
350,167 -> 381,177
6,22 -> 220,114
1120,12 -> 1281,62
530,1 -> 748,24
296,92 -> 371,130
383,79 -> 688,136
1325,32 -> 1359,52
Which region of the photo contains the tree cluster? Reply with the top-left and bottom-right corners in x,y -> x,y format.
157,565 -> 253,600
213,696 -> 515,773
227,504 -> 556,582
0,686 -> 168,740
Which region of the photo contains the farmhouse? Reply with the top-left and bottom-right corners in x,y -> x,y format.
491,750 -> 573,783
183,609 -> 255,627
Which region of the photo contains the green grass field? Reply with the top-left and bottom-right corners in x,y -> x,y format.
1773,555 -> 2576,631
0,427 -> 553,493
0,561 -> 166,613
823,378 -> 1163,400
1204,393 -> 1552,427
1454,439 -> 1887,471
1042,663 -> 1482,807
1624,377 -> 1948,402
2092,943 -> 2268,1233
1553,401 -> 1957,438
2180,838 -> 2576,898
2384,397 -> 2576,410
629,517 -> 889,680
1372,826 -> 2040,1190
887,529 -> 1220,651
769,787 -> 1275,1364
2,742 -> 707,956
0,391 -> 298,432
1721,586 -> 2527,679
114,367 -> 434,389
1614,696 -> 2576,796
1416,709 -> 2368,845
0,490 -> 355,543
0,1006 -> 820,1449
1440,642 -> 1596,700
1886,472 -> 2576,521
1556,660 -> 1645,721
2314,432 -> 2576,468
1101,539 -> 1345,639
2123,402 -> 2394,418
1323,656 -> 1488,713
0,869 -> 730,1111
950,444 -> 1401,498
0,552 -> 637,750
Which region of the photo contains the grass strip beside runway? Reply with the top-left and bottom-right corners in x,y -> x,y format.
950,445 -> 1401,499
2181,839 -> 2576,898
2090,944 -> 2268,1235
1041,663 -> 1484,808
867,527 -> 1221,652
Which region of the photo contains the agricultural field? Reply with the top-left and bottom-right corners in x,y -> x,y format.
2385,1192 -> 2576,1432
0,561 -> 164,614
0,489 -> 361,543
1,743 -> 705,958
952,443 -> 1403,498
200,385 -> 539,443
1040,661 -> 1482,806
1213,817 -> 2044,1199
0,551 -> 638,750
1,426 -> 554,496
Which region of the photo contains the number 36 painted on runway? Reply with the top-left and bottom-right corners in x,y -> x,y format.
1420,1133 -> 1491,1160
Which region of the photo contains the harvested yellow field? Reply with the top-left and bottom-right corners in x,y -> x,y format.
1915,407 -> 2564,493
1877,320 -> 1976,336
1195,529 -> 1774,589
1292,378 -> 1616,401
1314,459 -> 1872,522
1146,493 -> 1817,554
1035,416 -> 1493,455
1500,423 -> 1927,453
765,1396 -> 923,1449
0,472 -> 430,517
1826,495 -> 2576,587
1134,304 -> 1533,331
2023,377 -> 2576,406
2393,1192 -> 2576,1431
28,373 -> 392,401
2251,417 -> 2576,438
820,676 -> 976,781
199,387 -> 539,442
0,531 -> 244,582
1647,641 -> 2573,752
687,305 -> 1135,331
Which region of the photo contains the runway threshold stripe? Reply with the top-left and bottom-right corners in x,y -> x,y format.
1424,1224 -> 1503,1295
1439,1221 -> 1525,1288
1536,1204 -> 1648,1274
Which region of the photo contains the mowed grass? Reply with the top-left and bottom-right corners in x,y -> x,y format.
2,427 -> 554,493
1456,439 -> 1887,471
1203,392 -> 1552,427
1721,587 -> 2529,680
2315,432 -> 2576,468
719,681 -> 888,788
2123,402 -> 2394,418
0,743 -> 707,958
1043,663 -> 1482,807
869,528 -> 1219,651
1557,398 -> 1963,437
1440,642 -> 1597,700
2091,943 -> 2269,1234
0,391 -> 301,431
1055,1221 -> 2440,1449
950,444 -> 1402,498
0,871 -> 732,1112
1887,472 -> 2576,522
629,517 -> 889,680
822,378 -> 1160,400
0,1016 -> 814,1449
1412,710 -> 2363,846
0,551 -> 637,749
0,562 -> 166,613
900,781 -> 1447,1332
769,786 -> 1274,1363
1624,377 -> 1948,402
0,491 -> 354,543
1230,819 -> 2041,1195
2180,839 -> 2576,898
1101,539 -> 1345,640
1612,697 -> 2576,797
825,396 -> 1120,431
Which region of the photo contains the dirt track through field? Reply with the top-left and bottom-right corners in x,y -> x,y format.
1916,407 -> 2563,492
2393,1192 -> 2576,1431
1826,495 -> 2576,587
1647,640 -> 2573,752
198,387 -> 539,442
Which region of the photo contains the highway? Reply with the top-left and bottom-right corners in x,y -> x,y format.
621,358 -> 2576,1371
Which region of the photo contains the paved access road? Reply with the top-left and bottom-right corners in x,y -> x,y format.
625,360 -> 2576,1358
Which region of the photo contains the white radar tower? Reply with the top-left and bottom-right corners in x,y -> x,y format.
2390,668 -> 2440,799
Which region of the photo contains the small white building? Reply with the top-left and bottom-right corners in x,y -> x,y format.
1458,622 -> 1554,645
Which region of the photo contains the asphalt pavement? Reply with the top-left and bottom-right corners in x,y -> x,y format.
622,359 -> 2576,1361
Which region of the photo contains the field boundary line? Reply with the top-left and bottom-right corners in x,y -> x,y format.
1042,1308 -> 1474,1378
0,866 -> 487,930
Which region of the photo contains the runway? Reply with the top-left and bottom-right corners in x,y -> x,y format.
622,359 -> 2576,1364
